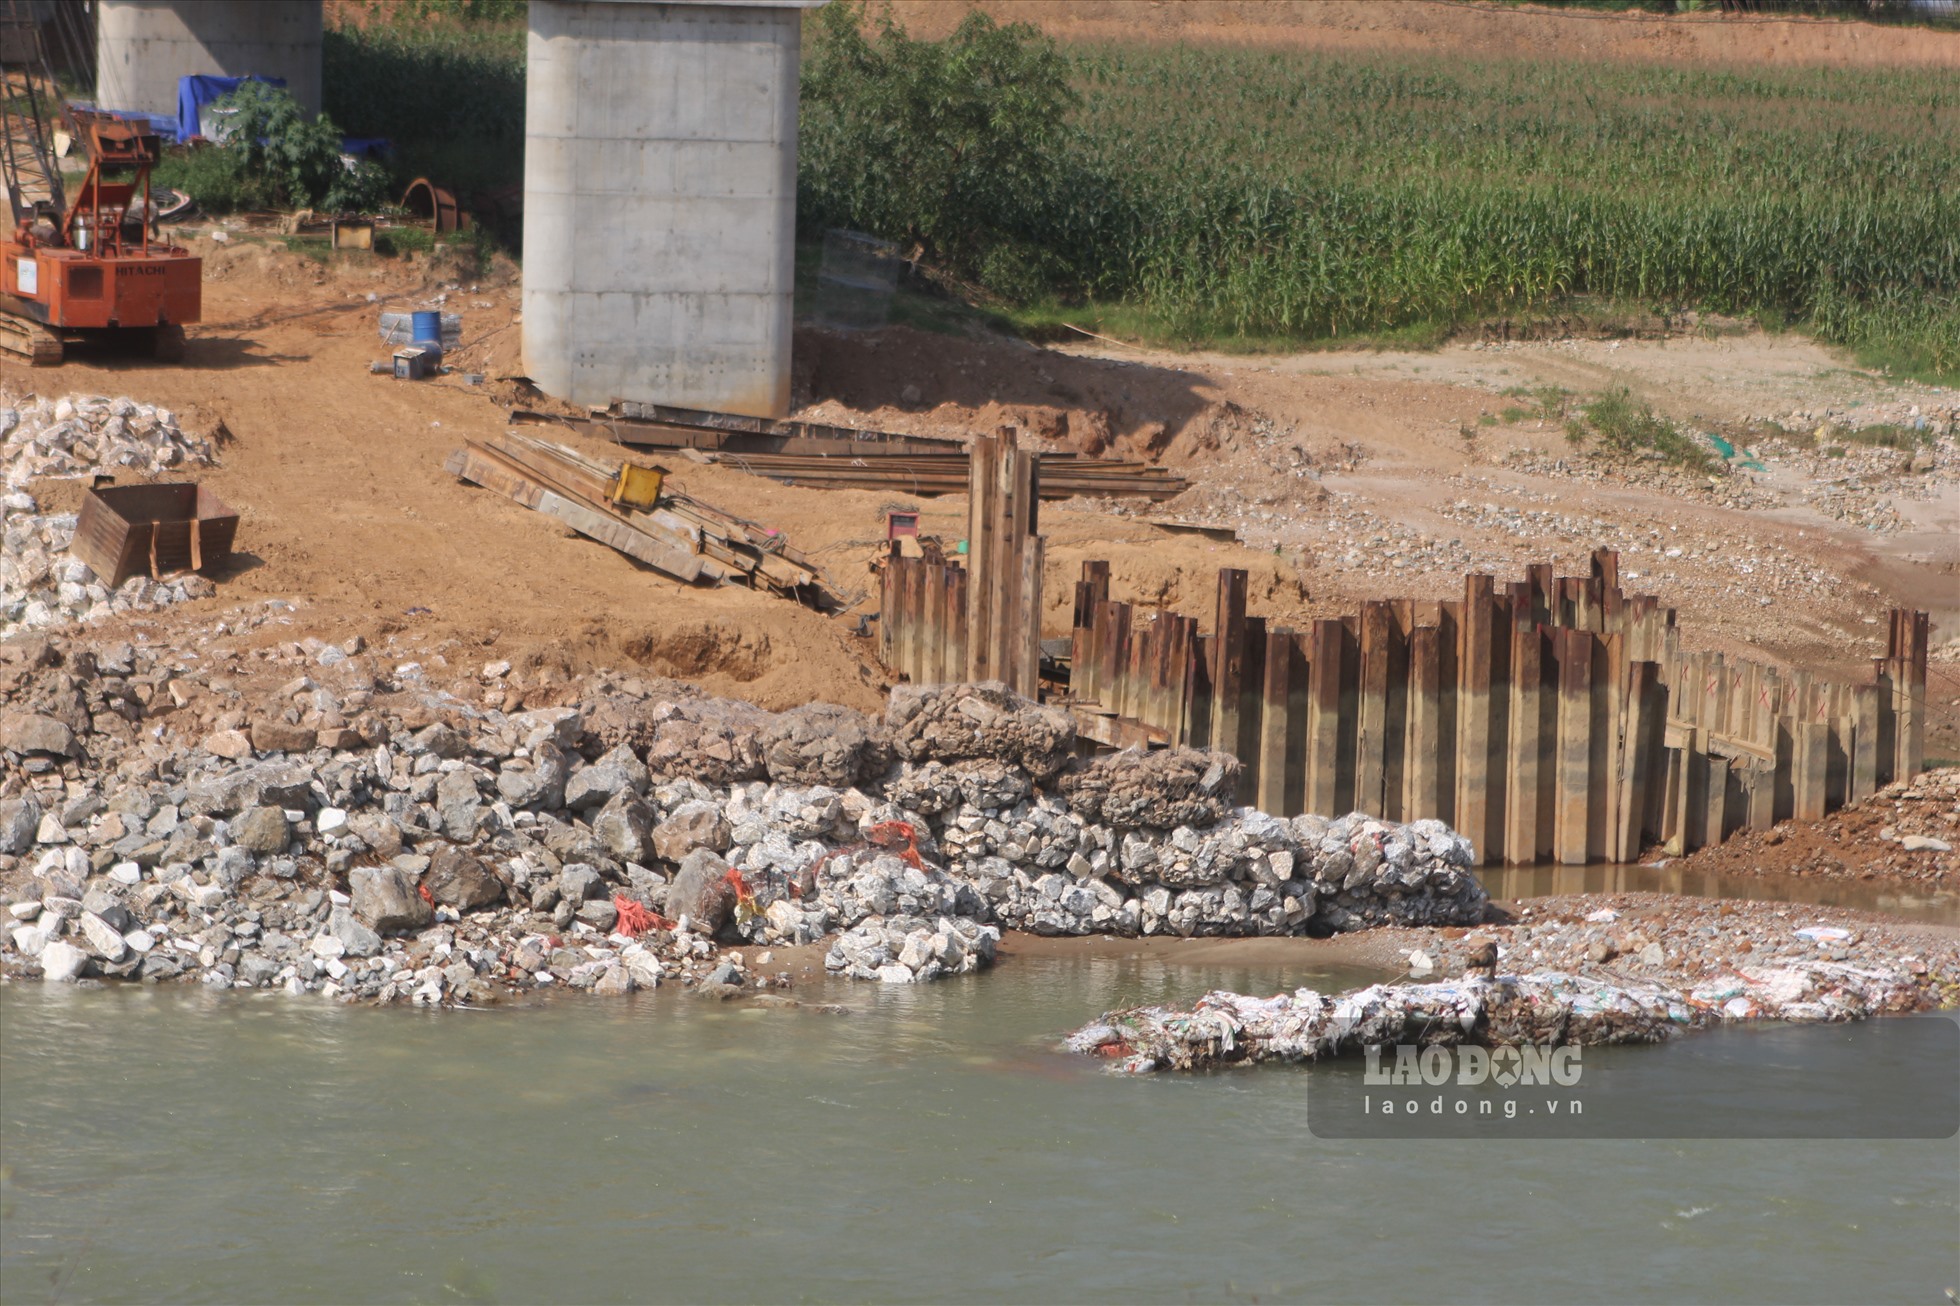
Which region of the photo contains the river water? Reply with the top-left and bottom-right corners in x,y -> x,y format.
3,949 -> 1956,1305
1479,861 -> 1960,924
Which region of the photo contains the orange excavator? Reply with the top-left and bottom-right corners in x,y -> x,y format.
0,15 -> 200,365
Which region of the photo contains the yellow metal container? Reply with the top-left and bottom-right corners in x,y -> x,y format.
611,463 -> 666,510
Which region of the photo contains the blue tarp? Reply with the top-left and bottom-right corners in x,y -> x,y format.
175,74 -> 284,143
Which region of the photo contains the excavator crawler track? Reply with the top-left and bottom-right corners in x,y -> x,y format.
0,312 -> 63,365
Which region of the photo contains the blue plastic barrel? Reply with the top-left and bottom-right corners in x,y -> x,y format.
410,310 -> 443,347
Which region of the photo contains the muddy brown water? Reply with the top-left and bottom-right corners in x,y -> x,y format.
3,948 -> 1957,1305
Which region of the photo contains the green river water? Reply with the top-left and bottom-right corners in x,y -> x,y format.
2,949 -> 1957,1305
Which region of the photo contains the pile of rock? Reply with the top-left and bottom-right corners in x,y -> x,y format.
1,392 -> 213,490
825,913 -> 999,983
1,632 -> 1488,1003
1066,959 -> 1948,1074
1,392 -> 221,638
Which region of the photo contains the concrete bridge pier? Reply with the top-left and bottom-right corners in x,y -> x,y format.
96,0 -> 323,121
523,0 -> 815,418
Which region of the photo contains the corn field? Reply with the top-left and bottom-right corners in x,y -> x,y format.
319,14 -> 1959,380
802,33 -> 1959,379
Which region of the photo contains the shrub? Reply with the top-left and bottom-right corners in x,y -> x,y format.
212,81 -> 391,212
1575,389 -> 1717,473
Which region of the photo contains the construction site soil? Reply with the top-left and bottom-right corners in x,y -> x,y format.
4,232 -> 1953,889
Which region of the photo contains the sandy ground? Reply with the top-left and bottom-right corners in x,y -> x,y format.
882,0 -> 1960,68
6,229 -> 1953,760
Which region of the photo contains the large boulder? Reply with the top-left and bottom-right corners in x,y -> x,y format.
0,711 -> 77,757
350,865 -> 433,934
885,682 -> 1074,781
39,939 -> 89,981
435,770 -> 485,840
1058,747 -> 1240,829
563,744 -> 650,809
0,794 -> 42,855
668,848 -> 736,936
185,761 -> 313,815
425,845 -> 505,910
585,692 -> 769,785
230,805 -> 291,856
249,720 -> 317,755
495,743 -> 568,810
649,800 -> 731,863
590,791 -> 654,862
760,702 -> 893,787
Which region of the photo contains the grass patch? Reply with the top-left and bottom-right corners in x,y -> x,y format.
1569,388 -> 1717,473
1839,423 -> 1932,451
152,146 -> 271,214
1502,385 -> 1574,422
376,226 -> 437,258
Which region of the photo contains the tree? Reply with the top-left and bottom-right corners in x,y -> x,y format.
799,3 -> 1077,286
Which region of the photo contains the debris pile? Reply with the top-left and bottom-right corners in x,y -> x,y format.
1,393 -> 221,638
2,393 -> 215,490
1637,766 -> 1956,888
1065,962 -> 1946,1075
1,636 -> 1488,1003
824,913 -> 999,983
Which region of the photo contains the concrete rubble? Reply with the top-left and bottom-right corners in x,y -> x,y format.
0,630 -> 1487,1004
1,392 -> 220,640
1065,960 -> 1950,1075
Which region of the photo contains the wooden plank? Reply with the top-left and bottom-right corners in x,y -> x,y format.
1238,615 -> 1268,791
1098,601 -> 1130,716
1456,574 -> 1495,859
878,544 -> 898,669
1072,562 -> 1109,702
1614,661 -> 1660,862
1168,616 -> 1196,745
1850,682 -> 1879,802
1794,720 -> 1829,822
1503,615 -> 1545,864
923,561 -> 947,684
1183,630 -> 1214,750
947,567 -> 968,682
1356,600 -> 1393,817
1436,598 -> 1463,833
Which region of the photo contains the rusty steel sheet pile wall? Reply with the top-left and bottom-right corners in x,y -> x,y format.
1060,549 -> 1929,865
879,536 -> 1930,867
878,429 -> 1042,699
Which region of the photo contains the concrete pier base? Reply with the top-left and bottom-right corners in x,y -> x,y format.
523,0 -> 814,416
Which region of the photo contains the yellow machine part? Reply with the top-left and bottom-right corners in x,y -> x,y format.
611,463 -> 665,510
